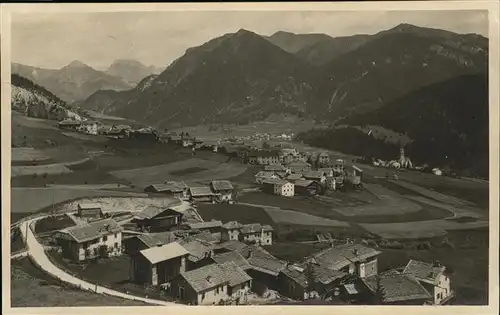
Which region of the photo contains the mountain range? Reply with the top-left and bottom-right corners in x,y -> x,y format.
11,74 -> 82,121
79,24 -> 487,129
11,59 -> 163,103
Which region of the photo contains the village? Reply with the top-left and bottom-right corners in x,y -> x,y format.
26,119 -> 457,306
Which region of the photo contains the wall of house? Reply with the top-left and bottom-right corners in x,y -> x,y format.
432,273 -> 451,304
228,281 -> 251,298
278,274 -> 306,301
79,231 -> 123,261
78,208 -> 102,219
222,229 -> 240,241
170,276 -> 199,304
156,256 -> 186,285
358,258 -> 378,278
278,183 -> 294,196
131,254 -> 151,284
197,284 -> 230,305
124,237 -> 149,256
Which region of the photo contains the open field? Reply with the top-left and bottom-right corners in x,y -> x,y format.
266,242 -> 330,262
388,180 -> 477,207
12,147 -> 51,162
83,110 -> 127,121
11,187 -> 148,214
46,252 -> 176,303
264,207 -> 349,227
377,228 -> 488,305
62,132 -> 108,143
360,218 -> 488,239
11,258 -> 150,307
197,203 -> 275,226
333,183 -> 422,216
12,112 -> 59,130
172,118 -> 323,141
11,163 -> 73,177
11,170 -> 132,187
110,158 -> 248,187
34,214 -> 76,234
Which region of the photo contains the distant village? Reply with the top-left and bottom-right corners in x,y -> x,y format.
46,118 -> 456,306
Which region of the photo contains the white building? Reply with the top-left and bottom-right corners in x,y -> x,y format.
54,218 -> 123,261
403,259 -> 453,305
262,178 -> 294,197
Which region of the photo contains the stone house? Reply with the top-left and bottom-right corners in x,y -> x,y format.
402,260 -> 453,305
132,207 -> 183,233
294,180 -> 323,196
54,219 -> 123,261
262,178 -> 295,197
188,186 -> 217,203
303,170 -> 327,184
131,241 -> 189,286
77,203 -> 103,220
170,262 -> 252,305
210,180 -> 235,202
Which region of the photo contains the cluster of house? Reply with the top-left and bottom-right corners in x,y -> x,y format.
223,132 -> 295,143
51,201 -> 454,306
254,160 -> 363,197
144,180 -> 235,204
58,119 -> 99,135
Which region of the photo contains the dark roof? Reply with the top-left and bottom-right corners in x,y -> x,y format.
240,223 -> 273,234
193,231 -> 222,244
222,221 -> 243,230
178,238 -> 214,262
188,220 -> 222,230
181,264 -> 229,293
59,120 -> 82,126
293,179 -> 316,188
59,219 -> 122,243
189,186 -> 215,197
262,178 -> 290,186
77,203 -> 102,210
210,180 -> 234,191
219,261 -> 253,287
286,160 -> 311,167
264,164 -> 286,172
219,240 -> 248,252
213,251 -> 252,270
402,260 -> 446,285
303,243 -> 381,271
146,182 -> 186,193
304,170 -> 326,179
136,231 -> 177,248
135,207 -> 182,220
238,245 -> 286,276
247,149 -> 281,157
286,173 -> 304,181
363,273 -> 432,303
281,265 -> 308,287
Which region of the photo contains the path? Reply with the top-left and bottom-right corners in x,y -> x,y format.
16,215 -> 179,306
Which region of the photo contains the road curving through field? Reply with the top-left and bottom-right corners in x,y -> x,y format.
16,214 -> 179,306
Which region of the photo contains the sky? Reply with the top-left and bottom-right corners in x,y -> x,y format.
11,10 -> 488,70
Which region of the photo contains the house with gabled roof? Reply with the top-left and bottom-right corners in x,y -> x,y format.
54,218 -> 123,261
303,170 -> 327,184
240,223 -> 274,245
262,178 -> 294,197
132,206 -> 183,232
285,160 -> 312,174
361,270 -> 433,305
132,241 -> 189,286
170,261 -> 252,305
123,231 -> 177,256
294,180 -> 323,196
221,221 -> 243,241
254,171 -> 279,184
402,259 -> 453,305
77,203 -> 103,220
188,220 -> 223,233
144,181 -> 189,199
246,149 -> 281,165
209,180 -> 235,202
189,186 -> 217,203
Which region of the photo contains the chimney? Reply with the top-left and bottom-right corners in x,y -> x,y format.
434,260 -> 441,267
206,276 -> 212,283
353,249 -> 359,256
156,242 -> 163,247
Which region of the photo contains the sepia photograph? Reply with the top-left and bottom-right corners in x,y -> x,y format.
1,1 -> 498,313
